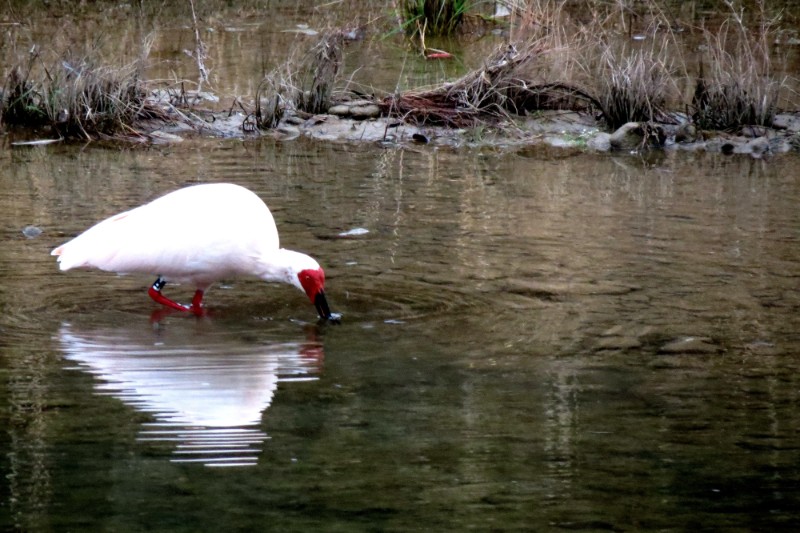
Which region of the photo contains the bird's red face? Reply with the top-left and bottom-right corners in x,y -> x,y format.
298,268 -> 332,320
298,268 -> 324,302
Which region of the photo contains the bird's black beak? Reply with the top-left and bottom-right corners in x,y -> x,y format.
314,290 -> 339,323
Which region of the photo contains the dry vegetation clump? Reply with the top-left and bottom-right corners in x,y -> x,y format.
255,55 -> 296,129
254,30 -> 346,128
692,4 -> 783,130
554,0 -> 683,129
594,40 -> 677,129
298,31 -> 345,114
2,65 -> 44,127
1,49 -> 160,139
254,75 -> 286,130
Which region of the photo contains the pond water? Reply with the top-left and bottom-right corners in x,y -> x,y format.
2,137 -> 800,531
3,2 -> 800,531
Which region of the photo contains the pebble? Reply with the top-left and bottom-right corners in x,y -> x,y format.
658,336 -> 720,354
337,228 -> 369,237
22,225 -> 43,238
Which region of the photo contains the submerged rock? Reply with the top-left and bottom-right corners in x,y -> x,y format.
790,133 -> 800,152
22,225 -> 43,238
675,122 -> 699,143
412,133 -> 429,144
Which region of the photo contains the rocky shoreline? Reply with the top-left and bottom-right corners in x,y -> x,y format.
138,92 -> 800,158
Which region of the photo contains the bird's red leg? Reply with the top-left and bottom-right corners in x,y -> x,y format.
189,290 -> 204,316
148,277 -> 190,312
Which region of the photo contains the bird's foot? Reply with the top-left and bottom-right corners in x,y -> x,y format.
325,312 -> 342,324
148,278 -> 206,317
148,305 -> 207,323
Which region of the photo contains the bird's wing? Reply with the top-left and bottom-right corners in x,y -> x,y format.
52,185 -> 281,283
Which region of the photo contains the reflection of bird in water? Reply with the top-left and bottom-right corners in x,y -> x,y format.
51,183 -> 338,322
57,321 -> 323,467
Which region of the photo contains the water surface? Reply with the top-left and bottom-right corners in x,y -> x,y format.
2,137 -> 800,531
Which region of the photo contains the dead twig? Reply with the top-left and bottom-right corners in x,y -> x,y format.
186,0 -> 209,98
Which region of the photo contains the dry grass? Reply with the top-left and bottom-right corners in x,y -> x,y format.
381,0 -> 677,129
548,0 -> 683,129
298,31 -> 346,114
255,52 -> 303,129
1,41 -> 157,139
254,74 -> 286,129
692,1 -> 783,130
255,30 -> 345,128
595,39 -> 677,129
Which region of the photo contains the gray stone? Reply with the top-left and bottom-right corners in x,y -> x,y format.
587,132 -> 611,151
349,104 -> 382,119
773,113 -> 800,133
327,105 -> 351,117
675,122 -> 698,143
743,136 -> 770,156
609,122 -> 665,150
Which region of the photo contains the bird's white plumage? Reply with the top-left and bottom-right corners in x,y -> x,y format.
52,183 -> 317,290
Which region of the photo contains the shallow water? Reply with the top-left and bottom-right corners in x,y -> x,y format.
2,136 -> 800,530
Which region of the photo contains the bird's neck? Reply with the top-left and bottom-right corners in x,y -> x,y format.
257,249 -> 312,291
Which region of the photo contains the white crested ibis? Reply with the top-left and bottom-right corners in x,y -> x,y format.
51,183 -> 337,321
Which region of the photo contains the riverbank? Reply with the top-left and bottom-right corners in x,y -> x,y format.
3,1 -> 800,157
